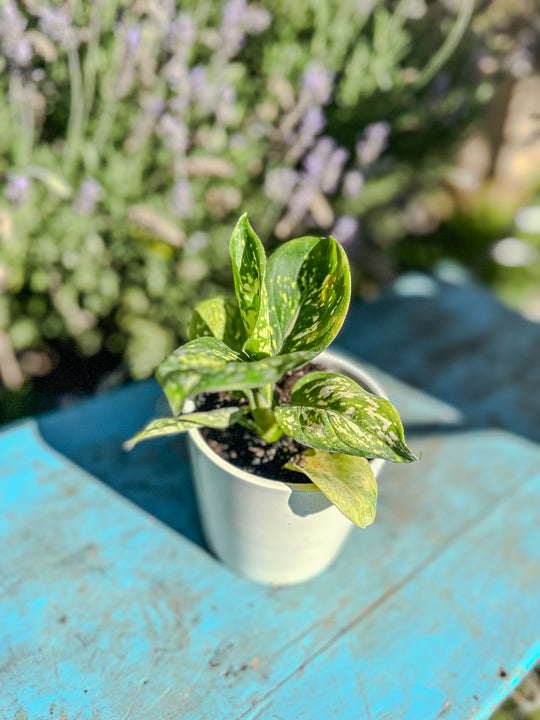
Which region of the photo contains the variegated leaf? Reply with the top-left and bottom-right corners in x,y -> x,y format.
265,236 -> 350,355
124,407 -> 246,451
189,296 -> 247,352
229,213 -> 272,359
286,450 -> 378,528
275,372 -> 417,463
156,336 -> 314,416
156,337 -> 242,415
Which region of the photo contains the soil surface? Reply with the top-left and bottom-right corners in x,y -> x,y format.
195,363 -> 327,483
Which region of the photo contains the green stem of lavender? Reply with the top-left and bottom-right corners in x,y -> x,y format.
10,74 -> 34,166
93,32 -> 125,159
413,0 -> 475,90
64,47 -> 84,175
81,2 -> 103,146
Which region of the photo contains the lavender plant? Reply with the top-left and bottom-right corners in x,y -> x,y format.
126,214 -> 416,528
0,0 -> 517,418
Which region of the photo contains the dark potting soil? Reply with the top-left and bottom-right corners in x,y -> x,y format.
195,363 -> 327,483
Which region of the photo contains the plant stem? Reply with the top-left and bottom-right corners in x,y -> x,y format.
81,1 -> 103,144
9,74 -> 33,166
64,47 -> 84,175
93,30 -> 125,158
413,0 -> 475,90
246,386 -> 282,443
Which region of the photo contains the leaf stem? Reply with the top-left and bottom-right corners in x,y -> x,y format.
244,386 -> 282,443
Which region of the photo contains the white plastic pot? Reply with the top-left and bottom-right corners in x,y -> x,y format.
187,349 -> 385,585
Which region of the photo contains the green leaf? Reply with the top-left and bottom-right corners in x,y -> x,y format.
157,336 -> 314,416
229,213 -> 272,359
286,450 -> 378,528
275,372 -> 417,463
124,407 -> 245,451
189,296 -> 247,352
156,337 -> 242,415
265,236 -> 350,355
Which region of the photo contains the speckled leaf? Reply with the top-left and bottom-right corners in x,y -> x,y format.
229,214 -> 272,359
189,297 -> 247,352
275,372 -> 417,463
286,451 -> 378,528
156,336 -> 314,416
124,407 -> 246,451
156,337 -> 241,415
265,236 -> 350,355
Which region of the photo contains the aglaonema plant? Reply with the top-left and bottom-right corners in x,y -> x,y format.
125,213 -> 417,527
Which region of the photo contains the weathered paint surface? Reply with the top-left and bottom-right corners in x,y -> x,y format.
1,278 -> 540,719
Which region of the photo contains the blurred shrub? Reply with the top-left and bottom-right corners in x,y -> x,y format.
0,0 -> 513,403
392,0 -> 540,323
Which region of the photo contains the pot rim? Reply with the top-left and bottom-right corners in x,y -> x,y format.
187,348 -> 386,493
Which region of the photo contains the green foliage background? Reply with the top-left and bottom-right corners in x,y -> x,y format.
0,0 -> 532,422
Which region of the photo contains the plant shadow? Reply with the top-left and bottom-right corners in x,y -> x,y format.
37,380 -> 208,551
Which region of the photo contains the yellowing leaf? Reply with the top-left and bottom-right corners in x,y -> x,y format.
286,451 -> 378,528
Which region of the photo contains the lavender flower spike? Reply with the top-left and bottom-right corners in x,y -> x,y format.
170,179 -> 193,220
301,62 -> 334,105
5,174 -> 30,206
356,121 -> 391,166
74,179 -> 102,215
0,2 -> 32,67
38,6 -> 78,51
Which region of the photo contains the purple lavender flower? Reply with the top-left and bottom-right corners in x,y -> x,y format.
301,62 -> 334,105
216,84 -> 237,125
74,179 -> 102,215
4,174 -> 30,206
342,170 -> 365,199
220,0 -> 271,58
126,25 -> 142,53
302,137 -> 348,194
168,12 -> 197,53
170,179 -> 193,219
157,114 -> 189,154
299,107 -> 326,141
303,151 -> 325,184
322,147 -> 348,195
220,0 -> 247,57
190,65 -> 215,110
244,4 -> 272,34
163,55 -> 191,95
12,36 -> 32,67
264,168 -> 298,204
38,6 -> 78,51
356,121 -> 391,166
0,2 -> 32,67
287,183 -> 314,217
185,231 -> 209,255
332,216 -> 359,246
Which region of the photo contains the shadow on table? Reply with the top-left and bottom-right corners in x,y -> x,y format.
37,380 -> 207,550
338,273 -> 540,445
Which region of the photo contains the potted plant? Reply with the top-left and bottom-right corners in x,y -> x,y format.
125,213 -> 417,584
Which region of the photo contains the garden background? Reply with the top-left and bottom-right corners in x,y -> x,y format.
1,1 -> 540,714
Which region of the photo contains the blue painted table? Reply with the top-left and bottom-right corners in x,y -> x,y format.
2,274 -> 540,720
